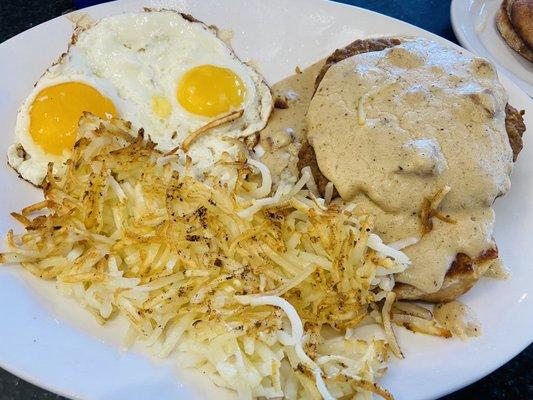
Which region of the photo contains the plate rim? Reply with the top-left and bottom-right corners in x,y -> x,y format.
450,0 -> 533,97
0,1 -> 531,399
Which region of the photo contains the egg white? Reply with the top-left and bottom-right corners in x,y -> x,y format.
9,10 -> 272,186
74,10 -> 272,150
9,72 -> 127,185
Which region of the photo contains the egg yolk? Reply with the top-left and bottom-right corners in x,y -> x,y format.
29,82 -> 117,156
152,95 -> 172,119
177,65 -> 245,117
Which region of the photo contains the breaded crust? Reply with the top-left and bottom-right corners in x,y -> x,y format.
506,103 -> 526,160
313,37 -> 403,92
298,38 -> 526,303
496,1 -> 533,62
298,141 -> 336,197
507,0 -> 533,50
394,249 -> 498,302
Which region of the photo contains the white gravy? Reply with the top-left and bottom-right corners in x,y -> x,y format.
434,301 -> 482,339
306,39 -> 513,293
260,39 -> 513,294
259,61 -> 324,187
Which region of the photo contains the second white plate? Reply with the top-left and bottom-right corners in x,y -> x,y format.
451,0 -> 533,96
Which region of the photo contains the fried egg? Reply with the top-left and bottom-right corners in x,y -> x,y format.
8,10 -> 272,185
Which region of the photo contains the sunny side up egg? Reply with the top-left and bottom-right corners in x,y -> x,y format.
8,10 -> 272,186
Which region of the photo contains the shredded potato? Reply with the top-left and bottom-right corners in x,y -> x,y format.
181,109 -> 244,151
392,314 -> 452,338
392,301 -> 433,321
420,186 -> 456,235
382,292 -> 403,359
1,115 -> 413,399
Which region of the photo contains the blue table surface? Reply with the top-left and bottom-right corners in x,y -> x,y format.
0,0 -> 531,399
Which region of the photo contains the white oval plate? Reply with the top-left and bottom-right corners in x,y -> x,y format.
0,1 -> 532,399
451,0 -> 533,97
